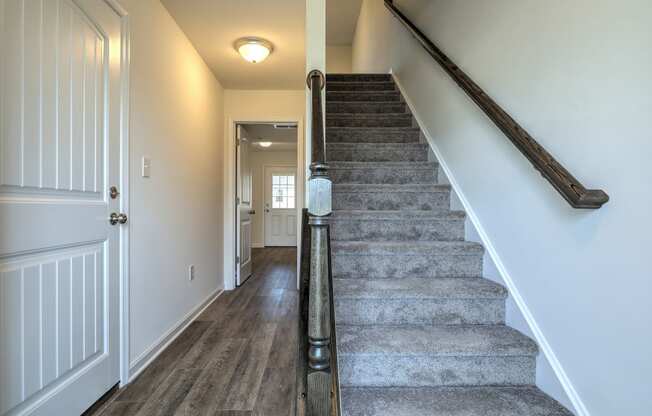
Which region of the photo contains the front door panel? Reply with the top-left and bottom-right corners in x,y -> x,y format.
0,1 -> 123,414
264,167 -> 297,247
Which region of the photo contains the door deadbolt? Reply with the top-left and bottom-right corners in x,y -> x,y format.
109,212 -> 128,225
109,186 -> 120,199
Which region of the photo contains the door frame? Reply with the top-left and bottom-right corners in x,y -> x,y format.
103,0 -> 132,388
262,164 -> 299,247
224,118 -> 304,291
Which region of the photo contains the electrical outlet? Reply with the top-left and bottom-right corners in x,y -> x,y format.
188,265 -> 195,281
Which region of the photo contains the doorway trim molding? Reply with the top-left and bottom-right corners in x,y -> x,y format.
224,117 -> 305,291
104,0 -> 132,387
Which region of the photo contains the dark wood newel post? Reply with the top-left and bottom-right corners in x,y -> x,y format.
303,68 -> 336,415
307,215 -> 330,371
306,69 -> 331,372
308,69 -> 327,175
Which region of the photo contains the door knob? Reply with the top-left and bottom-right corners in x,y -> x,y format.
109,212 -> 128,225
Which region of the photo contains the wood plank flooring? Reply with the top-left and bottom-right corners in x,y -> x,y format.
91,248 -> 298,416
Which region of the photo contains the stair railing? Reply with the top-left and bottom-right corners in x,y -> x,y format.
296,70 -> 340,416
384,0 -> 609,209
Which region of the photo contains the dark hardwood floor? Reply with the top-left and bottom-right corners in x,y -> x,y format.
92,247 -> 298,416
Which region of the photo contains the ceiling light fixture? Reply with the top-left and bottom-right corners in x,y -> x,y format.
234,37 -> 273,63
257,141 -> 272,148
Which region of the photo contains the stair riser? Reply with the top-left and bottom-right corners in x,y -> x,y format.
327,74 -> 392,82
331,253 -> 482,279
328,82 -> 395,91
327,102 -> 407,114
328,146 -> 427,162
338,355 -> 536,387
330,167 -> 436,184
327,117 -> 413,128
327,129 -> 420,143
330,219 -> 464,241
326,92 -> 401,102
332,191 -> 450,211
335,298 -> 505,325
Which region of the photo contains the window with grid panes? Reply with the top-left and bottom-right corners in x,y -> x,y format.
272,174 -> 295,209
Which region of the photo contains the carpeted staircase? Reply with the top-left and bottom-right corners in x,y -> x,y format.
326,73 -> 574,416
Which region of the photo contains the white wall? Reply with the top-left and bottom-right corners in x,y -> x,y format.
352,1 -> 652,415
222,90 -> 305,289
250,151 -> 298,247
121,0 -> 224,375
327,45 -> 353,73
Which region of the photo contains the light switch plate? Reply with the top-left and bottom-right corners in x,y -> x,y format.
142,157 -> 151,178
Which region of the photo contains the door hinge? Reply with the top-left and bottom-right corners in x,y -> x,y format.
236,197 -> 240,205
235,255 -> 240,265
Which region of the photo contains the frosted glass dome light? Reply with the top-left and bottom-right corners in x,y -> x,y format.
235,37 -> 273,63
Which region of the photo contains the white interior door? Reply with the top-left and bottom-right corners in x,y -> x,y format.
235,126 -> 252,286
0,1 -> 124,415
264,167 -> 297,247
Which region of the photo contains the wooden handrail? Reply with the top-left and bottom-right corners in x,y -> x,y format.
384,0 -> 609,209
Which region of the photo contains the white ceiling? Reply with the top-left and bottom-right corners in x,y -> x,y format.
242,124 -> 297,152
161,0 -> 306,89
327,0 -> 363,45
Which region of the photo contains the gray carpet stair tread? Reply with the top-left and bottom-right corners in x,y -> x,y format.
326,127 -> 421,143
327,142 -> 426,149
333,277 -> 507,300
327,81 -> 395,86
327,127 -> 420,133
331,240 -> 484,256
327,81 -> 396,91
326,90 -> 400,96
332,184 -> 450,193
329,161 -> 437,169
331,209 -> 464,220
327,113 -> 411,119
327,101 -> 408,114
340,386 -> 574,416
327,100 -> 404,104
326,92 -> 402,102
327,73 -> 392,82
336,324 -> 538,357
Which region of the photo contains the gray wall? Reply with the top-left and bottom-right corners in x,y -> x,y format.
352,1 -> 652,415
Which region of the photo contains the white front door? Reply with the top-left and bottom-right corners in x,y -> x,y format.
264,167 -> 297,247
0,1 -> 124,415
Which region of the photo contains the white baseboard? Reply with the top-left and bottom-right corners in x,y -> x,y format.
391,71 -> 589,416
127,289 -> 223,381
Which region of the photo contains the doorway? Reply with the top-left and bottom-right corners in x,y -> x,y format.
234,123 -> 299,287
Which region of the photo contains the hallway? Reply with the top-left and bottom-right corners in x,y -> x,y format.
93,248 -> 298,416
